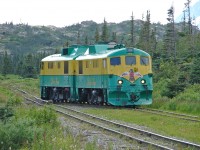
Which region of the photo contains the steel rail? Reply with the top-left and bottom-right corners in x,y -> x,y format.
55,108 -> 172,150
136,108 -> 200,122
21,95 -> 172,150
56,104 -> 200,150
17,89 -> 200,149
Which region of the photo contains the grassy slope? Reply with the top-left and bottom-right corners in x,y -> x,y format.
0,75 -> 98,149
83,108 -> 200,144
1,75 -> 200,145
151,80 -> 200,116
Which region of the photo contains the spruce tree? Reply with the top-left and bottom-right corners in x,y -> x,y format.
2,51 -> 12,76
190,53 -> 200,84
85,35 -> 88,45
101,18 -> 109,43
130,12 -> 135,47
95,27 -> 100,43
137,10 -> 151,52
111,32 -> 117,42
149,27 -> 157,57
163,5 -> 176,61
77,30 -> 80,45
22,54 -> 37,78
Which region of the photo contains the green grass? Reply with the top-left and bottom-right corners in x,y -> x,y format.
0,74 -> 40,96
0,75 -> 100,150
150,80 -> 200,116
83,108 -> 200,144
1,74 -> 200,148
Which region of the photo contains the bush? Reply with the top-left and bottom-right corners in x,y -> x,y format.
0,118 -> 41,150
7,96 -> 22,106
0,106 -> 14,124
28,106 -> 58,127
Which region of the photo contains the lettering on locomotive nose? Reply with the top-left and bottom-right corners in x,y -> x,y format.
87,82 -> 96,86
51,79 -> 59,85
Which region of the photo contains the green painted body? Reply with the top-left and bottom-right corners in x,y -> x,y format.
40,73 -> 152,106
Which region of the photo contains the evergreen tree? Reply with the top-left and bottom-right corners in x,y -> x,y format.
2,51 -> 12,76
111,32 -> 117,42
184,0 -> 192,34
190,53 -> 200,84
149,27 -> 157,57
101,18 -> 109,43
22,54 -> 37,78
182,10 -> 187,33
130,12 -> 135,47
16,60 -> 24,76
85,35 -> 88,45
95,27 -> 100,43
54,48 -> 60,54
63,40 -> 70,47
137,10 -> 151,52
77,30 -> 80,44
163,5 -> 176,61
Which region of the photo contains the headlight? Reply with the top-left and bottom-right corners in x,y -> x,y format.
141,79 -> 146,84
118,80 -> 123,84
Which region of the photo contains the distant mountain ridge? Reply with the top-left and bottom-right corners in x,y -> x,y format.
0,20 -> 166,55
0,18 -> 199,55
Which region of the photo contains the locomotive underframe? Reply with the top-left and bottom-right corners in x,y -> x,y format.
41,86 -> 107,104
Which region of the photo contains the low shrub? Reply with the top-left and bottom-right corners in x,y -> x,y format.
27,106 -> 58,127
0,118 -> 41,150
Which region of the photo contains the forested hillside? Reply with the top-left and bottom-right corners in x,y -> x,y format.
0,19 -> 166,78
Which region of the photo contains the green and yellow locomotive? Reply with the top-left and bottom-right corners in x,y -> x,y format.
40,43 -> 153,106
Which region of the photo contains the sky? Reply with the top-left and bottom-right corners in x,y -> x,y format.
0,0 -> 199,27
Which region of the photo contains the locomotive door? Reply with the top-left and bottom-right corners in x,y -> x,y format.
101,59 -> 107,88
101,59 -> 107,103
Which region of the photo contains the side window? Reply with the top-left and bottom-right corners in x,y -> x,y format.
41,62 -> 44,70
79,61 -> 83,74
48,62 -> 53,69
125,56 -> 136,65
86,61 -> 89,68
103,59 -> 106,68
110,57 -> 121,66
140,56 -> 149,66
58,62 -> 61,69
93,60 -> 98,68
64,61 -> 68,74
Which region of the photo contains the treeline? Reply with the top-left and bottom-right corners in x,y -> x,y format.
0,0 -> 200,99
0,51 -> 49,78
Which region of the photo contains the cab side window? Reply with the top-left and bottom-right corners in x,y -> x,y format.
64,61 -> 68,74
79,61 -> 83,74
58,62 -> 61,69
48,62 -> 53,69
110,57 -> 121,65
40,62 -> 44,70
93,60 -> 98,68
103,59 -> 107,68
140,56 -> 149,66
125,56 -> 136,65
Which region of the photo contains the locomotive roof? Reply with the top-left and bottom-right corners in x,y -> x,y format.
76,48 -> 150,60
41,45 -> 150,62
41,54 -> 75,62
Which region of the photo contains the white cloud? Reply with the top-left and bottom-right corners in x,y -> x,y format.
0,0 -> 198,27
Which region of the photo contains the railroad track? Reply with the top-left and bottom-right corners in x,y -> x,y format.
136,107 -> 200,122
17,88 -> 200,122
17,89 -> 200,150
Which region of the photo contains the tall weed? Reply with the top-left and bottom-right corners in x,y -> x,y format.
0,118 -> 41,150
28,106 -> 58,127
